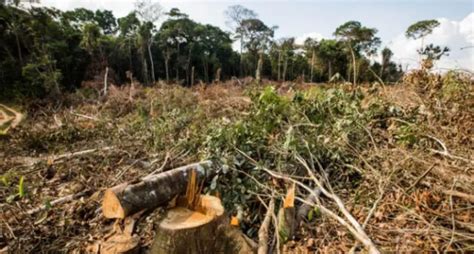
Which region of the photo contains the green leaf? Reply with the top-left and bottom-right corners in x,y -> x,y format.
18,176 -> 25,198
1,175 -> 8,186
307,209 -> 314,221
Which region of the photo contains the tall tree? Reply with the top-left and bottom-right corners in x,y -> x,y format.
379,47 -> 392,79
278,37 -> 295,82
238,18 -> 275,78
317,39 -> 347,81
303,38 -> 318,82
334,21 -> 380,85
117,11 -> 140,72
406,19 -> 443,69
134,0 -> 164,84
406,20 -> 440,55
137,21 -> 153,84
224,5 -> 257,76
158,8 -> 195,84
94,9 -> 117,35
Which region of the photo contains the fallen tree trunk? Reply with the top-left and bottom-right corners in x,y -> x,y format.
102,161 -> 213,219
150,195 -> 255,254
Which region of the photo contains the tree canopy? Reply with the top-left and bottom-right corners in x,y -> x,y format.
0,4 -> 409,100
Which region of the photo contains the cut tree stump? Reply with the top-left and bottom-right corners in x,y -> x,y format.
150,195 -> 255,254
102,161 -> 212,219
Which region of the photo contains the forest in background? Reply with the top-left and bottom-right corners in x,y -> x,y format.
0,1 -> 413,99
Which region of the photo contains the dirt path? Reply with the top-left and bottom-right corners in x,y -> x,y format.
0,103 -> 23,134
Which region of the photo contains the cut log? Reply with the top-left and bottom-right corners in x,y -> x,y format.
150,195 -> 255,254
102,161 -> 212,219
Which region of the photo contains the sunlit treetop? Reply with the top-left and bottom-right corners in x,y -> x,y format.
405,19 -> 440,40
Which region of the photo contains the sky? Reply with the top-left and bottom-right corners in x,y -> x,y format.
38,0 -> 474,71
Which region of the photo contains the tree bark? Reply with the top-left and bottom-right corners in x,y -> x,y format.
164,49 -> 170,83
176,43 -> 180,83
310,50 -> 315,83
328,61 -> 333,81
348,42 -> 357,86
256,53 -> 263,83
14,31 -> 23,66
215,68 -> 221,83
150,195 -> 255,254
277,50 -> 282,81
148,41 -> 155,84
103,67 -> 109,96
186,46 -> 193,86
102,161 -> 213,219
202,59 -> 209,84
239,36 -> 243,77
191,66 -> 195,86
141,46 -> 149,85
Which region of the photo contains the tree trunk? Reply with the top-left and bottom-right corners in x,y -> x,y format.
277,50 -> 282,81
141,46 -> 149,85
148,41 -> 155,84
14,31 -> 23,66
256,53 -> 263,83
215,68 -> 221,83
128,39 -> 133,72
239,37 -> 243,77
103,67 -> 109,96
102,161 -> 213,219
348,43 -> 357,86
419,36 -> 425,68
328,61 -> 332,81
176,43 -> 180,83
310,50 -> 315,83
186,46 -> 193,86
127,71 -> 134,101
164,50 -> 170,83
202,58 -> 209,83
283,56 -> 288,82
150,195 -> 255,254
191,66 -> 195,86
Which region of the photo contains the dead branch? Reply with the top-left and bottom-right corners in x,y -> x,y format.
258,197 -> 275,254
407,164 -> 436,191
237,149 -> 380,254
443,190 -> 474,203
26,190 -> 91,215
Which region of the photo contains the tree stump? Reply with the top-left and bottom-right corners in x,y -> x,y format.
150,195 -> 255,254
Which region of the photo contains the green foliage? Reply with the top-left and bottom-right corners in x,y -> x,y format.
418,44 -> 450,61
202,86 -> 380,220
0,5 -> 406,100
440,71 -> 470,101
18,176 -> 25,198
394,124 -> 419,147
22,54 -> 63,95
334,20 -> 381,55
406,19 -> 440,40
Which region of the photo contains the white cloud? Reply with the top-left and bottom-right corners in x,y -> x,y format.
389,12 -> 474,72
295,32 -> 327,45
